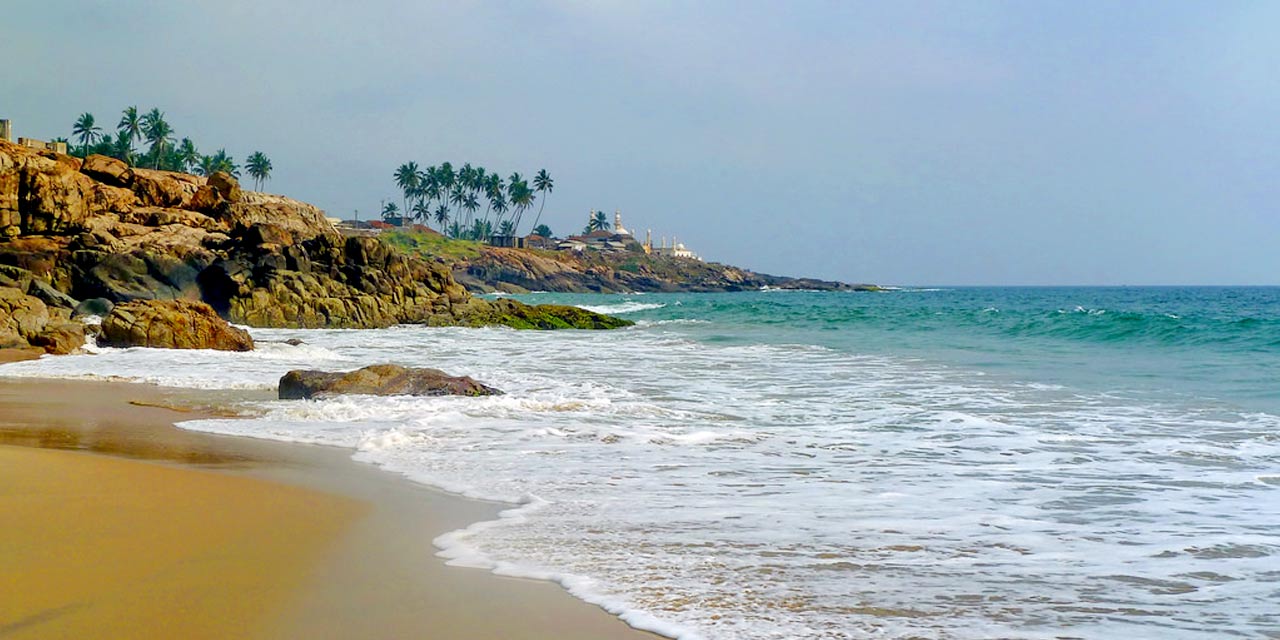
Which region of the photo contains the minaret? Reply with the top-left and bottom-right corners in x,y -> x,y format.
645,229 -> 652,252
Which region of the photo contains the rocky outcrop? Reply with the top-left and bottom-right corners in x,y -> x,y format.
452,245 -> 880,294
0,140 -> 628,334
0,285 -> 86,354
99,299 -> 254,351
278,364 -> 500,399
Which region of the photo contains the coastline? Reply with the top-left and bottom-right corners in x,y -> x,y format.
0,375 -> 659,639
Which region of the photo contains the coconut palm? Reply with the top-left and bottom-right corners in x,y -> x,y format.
589,210 -> 611,232
175,138 -> 200,173
72,113 -> 102,155
394,162 -> 420,224
141,109 -> 173,169
110,131 -> 135,163
117,106 -> 142,149
381,201 -> 399,223
245,151 -> 273,191
434,203 -> 450,229
411,200 -> 431,226
529,169 -> 554,235
196,149 -> 238,177
532,224 -> 553,238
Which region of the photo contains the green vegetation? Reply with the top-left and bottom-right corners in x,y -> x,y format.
584,210 -> 611,234
66,106 -> 272,182
532,224 -> 553,237
381,229 -> 483,261
391,161 -> 553,240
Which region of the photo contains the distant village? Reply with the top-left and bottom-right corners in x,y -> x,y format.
336,209 -> 702,261
0,118 -> 69,154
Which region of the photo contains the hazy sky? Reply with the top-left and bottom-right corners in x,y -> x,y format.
5,1 -> 1277,285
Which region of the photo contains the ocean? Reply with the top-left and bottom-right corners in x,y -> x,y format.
3,287 -> 1278,639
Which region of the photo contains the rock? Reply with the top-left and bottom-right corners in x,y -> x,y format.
29,320 -> 85,354
73,297 -> 114,318
278,364 -> 501,400
220,192 -> 337,243
126,168 -> 187,208
0,286 -> 49,348
99,299 -> 254,351
26,277 -> 78,310
450,298 -> 634,330
207,171 -> 242,203
80,154 -> 131,186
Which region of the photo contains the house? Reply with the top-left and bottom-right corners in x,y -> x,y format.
524,234 -> 557,250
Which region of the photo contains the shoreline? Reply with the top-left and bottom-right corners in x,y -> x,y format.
0,375 -> 659,639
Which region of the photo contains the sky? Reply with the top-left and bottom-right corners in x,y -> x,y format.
4,1 -> 1278,285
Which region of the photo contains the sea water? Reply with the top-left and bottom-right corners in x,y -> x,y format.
3,287 -> 1278,639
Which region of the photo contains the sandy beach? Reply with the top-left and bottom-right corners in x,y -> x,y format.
0,374 -> 656,639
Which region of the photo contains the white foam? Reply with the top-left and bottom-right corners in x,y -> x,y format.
575,301 -> 667,314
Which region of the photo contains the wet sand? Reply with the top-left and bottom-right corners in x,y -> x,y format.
0,376 -> 657,639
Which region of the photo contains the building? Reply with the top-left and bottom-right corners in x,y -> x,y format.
1,117 -> 68,154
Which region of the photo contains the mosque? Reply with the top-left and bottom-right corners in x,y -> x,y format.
561,210 -> 700,260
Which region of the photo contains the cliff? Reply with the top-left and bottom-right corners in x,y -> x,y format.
0,141 -> 627,353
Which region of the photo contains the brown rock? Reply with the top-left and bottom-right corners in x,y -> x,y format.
80,154 -> 131,185
127,168 -> 187,207
29,320 -> 86,354
0,286 -> 51,348
278,364 -> 501,399
99,299 -> 254,351
207,171 -> 242,203
220,192 -> 337,243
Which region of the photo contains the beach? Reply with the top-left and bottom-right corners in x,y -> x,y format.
0,374 -> 657,639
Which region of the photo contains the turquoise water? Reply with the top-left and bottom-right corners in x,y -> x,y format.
550,287 -> 1280,414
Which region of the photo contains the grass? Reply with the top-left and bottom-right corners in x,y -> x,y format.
381,230 -> 483,261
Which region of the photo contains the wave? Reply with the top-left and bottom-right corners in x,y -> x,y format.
575,301 -> 667,314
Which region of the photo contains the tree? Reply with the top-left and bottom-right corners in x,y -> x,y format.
394,162 -> 420,225
434,203 -> 450,229
110,131 -> 135,163
382,201 -> 400,223
589,210 -> 611,232
529,169 -> 554,235
532,224 -> 553,238
72,113 -> 102,155
141,109 -> 173,169
196,149 -> 238,177
246,151 -> 273,191
175,138 -> 200,173
411,200 -> 431,226
117,106 -> 142,150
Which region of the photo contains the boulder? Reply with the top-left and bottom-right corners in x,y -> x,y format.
29,320 -> 86,355
0,286 -> 49,348
80,154 -> 130,186
220,192 -> 337,243
126,168 -> 187,207
279,364 -> 501,399
99,299 -> 254,351
73,297 -> 114,318
207,171 -> 242,203
26,277 -> 78,310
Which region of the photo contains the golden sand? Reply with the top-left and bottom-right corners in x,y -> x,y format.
0,376 -> 657,639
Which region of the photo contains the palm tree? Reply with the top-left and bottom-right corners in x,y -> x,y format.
532,224 -> 553,238
117,106 -> 142,150
411,200 -> 431,226
434,203 -> 450,229
196,149 -> 238,177
508,176 -> 535,233
141,109 -> 173,169
394,162 -> 420,224
382,201 -> 400,224
111,131 -> 135,163
72,113 -> 102,155
529,169 -> 554,235
589,210 -> 611,232
447,221 -> 463,239
175,138 -> 200,173
246,151 -> 273,191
